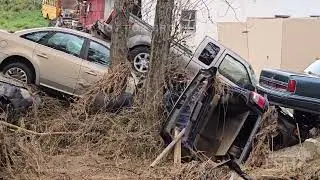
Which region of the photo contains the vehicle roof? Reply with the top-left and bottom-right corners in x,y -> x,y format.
14,27 -> 110,48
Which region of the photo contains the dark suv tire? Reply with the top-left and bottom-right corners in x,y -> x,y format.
2,62 -> 34,84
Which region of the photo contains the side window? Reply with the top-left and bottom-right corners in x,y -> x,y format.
198,42 -> 220,65
21,32 -> 49,43
45,32 -> 84,57
87,41 -> 110,66
218,54 -> 251,88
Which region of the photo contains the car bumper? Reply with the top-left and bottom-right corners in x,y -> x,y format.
257,85 -> 320,114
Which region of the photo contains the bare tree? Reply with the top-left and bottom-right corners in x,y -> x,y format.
110,0 -> 130,65
145,0 -> 175,119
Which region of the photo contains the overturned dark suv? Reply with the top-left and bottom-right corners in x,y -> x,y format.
161,67 -> 269,163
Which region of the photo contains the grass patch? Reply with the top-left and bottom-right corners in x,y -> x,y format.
0,10 -> 48,31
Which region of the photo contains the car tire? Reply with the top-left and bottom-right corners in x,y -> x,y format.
3,62 -> 34,84
128,46 -> 150,74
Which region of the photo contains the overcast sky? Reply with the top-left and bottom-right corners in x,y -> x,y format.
204,0 -> 320,22
244,0 -> 320,18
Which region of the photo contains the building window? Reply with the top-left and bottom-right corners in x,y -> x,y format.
130,0 -> 142,18
180,10 -> 196,32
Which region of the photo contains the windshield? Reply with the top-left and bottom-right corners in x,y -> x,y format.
304,60 -> 320,76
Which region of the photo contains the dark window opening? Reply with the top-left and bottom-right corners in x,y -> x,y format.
198,42 -> 220,65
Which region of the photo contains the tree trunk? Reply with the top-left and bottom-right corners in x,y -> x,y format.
110,0 -> 130,66
107,0 -> 131,102
145,0 -> 174,121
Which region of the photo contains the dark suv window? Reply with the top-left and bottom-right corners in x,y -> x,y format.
218,54 -> 251,88
21,31 -> 49,43
45,32 -> 84,57
198,42 -> 220,65
87,41 -> 110,66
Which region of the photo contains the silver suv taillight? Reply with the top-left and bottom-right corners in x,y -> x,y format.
250,91 -> 266,109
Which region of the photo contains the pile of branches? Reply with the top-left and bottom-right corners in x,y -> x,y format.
173,161 -> 232,179
0,63 -> 237,179
0,63 -> 163,178
245,107 -> 278,168
72,63 -> 132,115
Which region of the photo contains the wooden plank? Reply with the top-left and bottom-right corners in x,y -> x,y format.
150,128 -> 186,167
174,128 -> 182,166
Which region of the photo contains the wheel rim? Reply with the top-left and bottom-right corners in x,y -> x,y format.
133,53 -> 150,73
5,67 -> 28,83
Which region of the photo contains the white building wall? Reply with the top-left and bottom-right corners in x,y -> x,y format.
104,0 -> 114,19
141,0 -> 320,50
141,0 -> 245,50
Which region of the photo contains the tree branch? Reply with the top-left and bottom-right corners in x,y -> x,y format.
0,120 -> 78,136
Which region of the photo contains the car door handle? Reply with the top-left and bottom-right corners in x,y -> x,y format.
36,53 -> 48,59
85,70 -> 97,76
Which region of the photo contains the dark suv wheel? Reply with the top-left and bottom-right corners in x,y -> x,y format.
2,62 -> 34,84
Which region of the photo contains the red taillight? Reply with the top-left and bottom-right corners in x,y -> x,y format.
287,79 -> 296,93
250,92 -> 266,109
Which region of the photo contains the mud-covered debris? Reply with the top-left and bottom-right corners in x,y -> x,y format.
0,76 -> 36,122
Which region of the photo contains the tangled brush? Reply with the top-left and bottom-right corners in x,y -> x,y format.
0,62 -> 164,178
72,62 -> 132,115
0,62 -> 239,179
245,107 -> 278,167
172,160 -> 232,179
